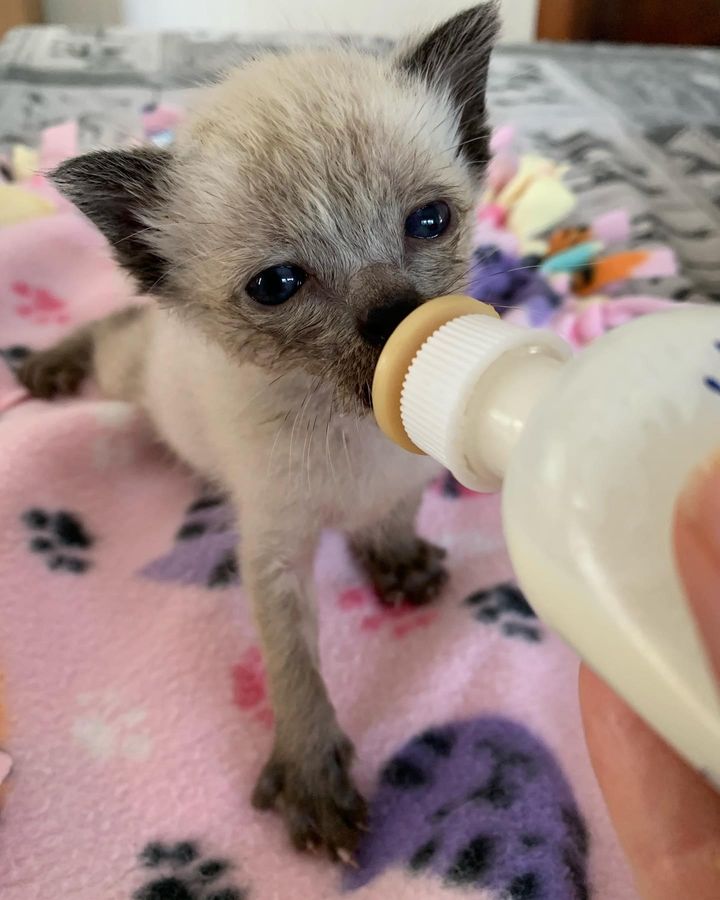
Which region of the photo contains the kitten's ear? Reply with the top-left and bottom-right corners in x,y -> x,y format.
52,147 -> 172,293
398,3 -> 499,172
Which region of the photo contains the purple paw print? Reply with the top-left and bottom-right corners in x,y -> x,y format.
140,494 -> 239,589
345,716 -> 589,899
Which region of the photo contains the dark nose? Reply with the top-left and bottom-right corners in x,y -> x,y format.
357,291 -> 421,347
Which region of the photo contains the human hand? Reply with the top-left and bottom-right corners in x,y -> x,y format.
579,457 -> 720,900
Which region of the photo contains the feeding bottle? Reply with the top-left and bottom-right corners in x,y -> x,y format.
372,296 -> 720,785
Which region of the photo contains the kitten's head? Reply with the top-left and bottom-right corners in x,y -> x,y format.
53,4 -> 498,412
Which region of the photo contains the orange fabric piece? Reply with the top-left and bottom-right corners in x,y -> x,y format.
547,225 -> 592,255
572,250 -> 650,297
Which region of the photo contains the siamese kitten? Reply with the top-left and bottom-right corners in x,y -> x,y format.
18,4 -> 499,861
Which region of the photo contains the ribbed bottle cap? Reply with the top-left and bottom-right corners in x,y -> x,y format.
400,314 -> 570,489
372,296 -> 499,454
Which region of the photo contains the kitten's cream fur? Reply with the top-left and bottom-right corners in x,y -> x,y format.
18,4 -> 499,859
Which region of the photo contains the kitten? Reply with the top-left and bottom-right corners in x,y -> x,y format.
18,4 -> 499,861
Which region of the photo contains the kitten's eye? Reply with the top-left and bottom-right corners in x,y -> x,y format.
246,264 -> 307,306
405,201 -> 450,240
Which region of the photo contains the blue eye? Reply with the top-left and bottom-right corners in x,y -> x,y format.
246,264 -> 307,306
405,201 -> 451,240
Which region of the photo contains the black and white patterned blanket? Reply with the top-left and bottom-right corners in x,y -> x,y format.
1,29 -> 718,302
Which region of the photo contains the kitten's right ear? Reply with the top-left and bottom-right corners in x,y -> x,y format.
52,147 -> 172,294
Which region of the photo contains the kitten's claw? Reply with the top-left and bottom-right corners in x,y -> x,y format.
253,735 -> 368,862
337,848 -> 358,868
16,345 -> 90,399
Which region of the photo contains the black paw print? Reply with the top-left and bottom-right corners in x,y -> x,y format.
464,583 -> 541,642
438,471 -> 477,499
22,508 -> 93,573
441,471 -> 463,498
1,345 -> 31,373
135,841 -> 247,900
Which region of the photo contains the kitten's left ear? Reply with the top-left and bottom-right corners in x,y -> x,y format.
397,3 -> 500,172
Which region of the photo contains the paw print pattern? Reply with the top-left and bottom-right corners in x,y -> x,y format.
231,647 -> 273,729
464,583 -> 541,643
438,471 -> 478,499
22,508 -> 93,573
345,716 -> 589,899
141,493 -> 239,589
11,281 -> 69,325
134,840 -> 247,900
72,690 -> 152,762
339,586 -> 439,640
0,345 -> 31,373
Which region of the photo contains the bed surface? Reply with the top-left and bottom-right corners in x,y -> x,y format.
1,27 -> 719,303
0,27 -> 718,900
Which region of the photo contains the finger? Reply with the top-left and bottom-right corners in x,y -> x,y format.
674,455 -> 720,680
579,665 -> 720,900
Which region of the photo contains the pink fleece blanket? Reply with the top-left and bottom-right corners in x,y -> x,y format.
0,140 -> 646,900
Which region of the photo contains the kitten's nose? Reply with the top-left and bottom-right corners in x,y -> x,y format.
358,291 -> 421,347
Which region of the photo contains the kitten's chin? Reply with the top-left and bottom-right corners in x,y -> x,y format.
320,379 -> 374,419
333,391 -> 373,420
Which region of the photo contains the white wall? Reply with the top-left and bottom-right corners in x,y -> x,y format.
43,0 -> 538,42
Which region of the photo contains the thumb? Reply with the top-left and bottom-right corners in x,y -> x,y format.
578,455 -> 720,900
674,454 -> 720,680
579,666 -> 720,900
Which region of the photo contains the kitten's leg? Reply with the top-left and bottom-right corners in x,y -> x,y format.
17,305 -> 149,401
243,521 -> 367,859
350,488 -> 448,607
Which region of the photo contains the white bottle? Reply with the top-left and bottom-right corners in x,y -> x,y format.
372,297 -> 720,786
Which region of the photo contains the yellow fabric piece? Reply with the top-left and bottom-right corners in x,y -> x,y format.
0,184 -> 55,226
11,145 -> 39,181
519,238 -> 549,257
509,175 -> 576,241
496,156 -> 566,208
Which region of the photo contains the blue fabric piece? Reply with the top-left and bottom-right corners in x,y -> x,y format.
541,242 -> 603,275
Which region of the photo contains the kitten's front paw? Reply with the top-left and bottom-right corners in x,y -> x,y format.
252,735 -> 367,863
17,347 -> 88,399
357,537 -> 448,607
